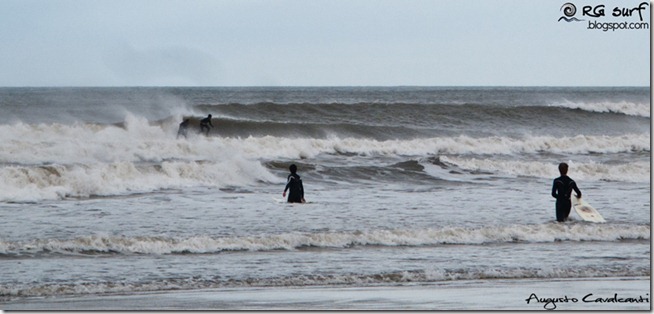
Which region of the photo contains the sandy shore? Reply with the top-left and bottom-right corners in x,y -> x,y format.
2,277 -> 650,311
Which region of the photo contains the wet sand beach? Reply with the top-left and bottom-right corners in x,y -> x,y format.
3,277 -> 649,311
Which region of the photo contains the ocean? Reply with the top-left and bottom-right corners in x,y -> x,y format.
0,86 -> 650,310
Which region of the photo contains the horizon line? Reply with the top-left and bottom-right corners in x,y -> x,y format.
0,85 -> 650,88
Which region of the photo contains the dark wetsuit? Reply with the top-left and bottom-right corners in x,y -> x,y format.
284,173 -> 304,203
177,119 -> 190,138
200,116 -> 213,135
551,175 -> 581,222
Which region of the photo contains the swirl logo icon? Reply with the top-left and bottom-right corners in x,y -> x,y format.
558,3 -> 584,22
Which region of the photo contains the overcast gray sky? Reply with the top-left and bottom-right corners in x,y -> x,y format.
0,0 -> 650,86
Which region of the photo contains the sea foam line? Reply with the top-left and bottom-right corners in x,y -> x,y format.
1,267 -> 649,299
1,224 -> 649,256
432,156 -> 651,183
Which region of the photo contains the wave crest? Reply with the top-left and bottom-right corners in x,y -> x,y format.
2,224 -> 648,256
550,100 -> 650,117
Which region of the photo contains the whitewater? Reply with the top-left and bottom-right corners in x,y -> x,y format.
0,86 -> 650,310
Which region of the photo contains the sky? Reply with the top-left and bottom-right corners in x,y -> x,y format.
0,0 -> 650,86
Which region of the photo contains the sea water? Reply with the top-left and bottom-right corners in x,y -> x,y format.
0,87 -> 649,309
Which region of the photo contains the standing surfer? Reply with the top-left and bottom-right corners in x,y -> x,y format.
551,162 -> 582,222
283,164 -> 305,203
200,114 -> 214,136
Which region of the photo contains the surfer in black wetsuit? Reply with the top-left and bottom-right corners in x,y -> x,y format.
200,114 -> 213,136
551,162 -> 582,222
177,118 -> 190,138
283,164 -> 305,203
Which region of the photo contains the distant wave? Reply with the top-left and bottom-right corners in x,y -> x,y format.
207,100 -> 651,121
2,87 -> 648,126
1,224 -> 648,256
549,100 -> 650,117
175,101 -> 654,144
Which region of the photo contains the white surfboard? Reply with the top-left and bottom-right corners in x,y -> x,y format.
571,197 -> 606,223
271,196 -> 310,204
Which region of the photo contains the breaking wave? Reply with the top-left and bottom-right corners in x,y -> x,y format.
0,118 -> 647,165
1,224 -> 648,256
549,100 -> 650,117
0,160 -> 279,202
0,115 -> 648,202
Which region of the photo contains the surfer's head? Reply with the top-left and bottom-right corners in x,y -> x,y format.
558,162 -> 568,175
289,164 -> 297,174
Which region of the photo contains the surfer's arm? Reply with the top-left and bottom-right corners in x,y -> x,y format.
283,177 -> 292,196
551,180 -> 559,198
572,182 -> 581,198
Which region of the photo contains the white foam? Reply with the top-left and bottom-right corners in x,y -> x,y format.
0,159 -> 280,202
1,222 -> 649,299
1,115 -> 648,166
0,113 -> 287,201
228,133 -> 649,159
0,261 -> 648,299
550,100 -> 650,117
433,156 -> 651,183
2,224 -> 648,255
0,113 -> 648,201
0,117 -> 648,165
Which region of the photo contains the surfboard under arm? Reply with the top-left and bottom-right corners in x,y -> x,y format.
571,197 -> 606,223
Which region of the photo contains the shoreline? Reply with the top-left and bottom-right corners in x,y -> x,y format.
3,277 -> 650,311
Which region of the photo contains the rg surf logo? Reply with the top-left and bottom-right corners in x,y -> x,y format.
558,2 -> 649,22
558,2 -> 650,31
